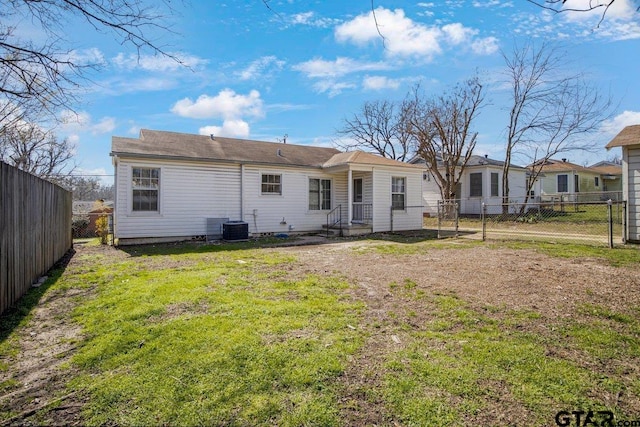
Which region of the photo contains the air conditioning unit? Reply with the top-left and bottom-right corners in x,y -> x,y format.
223,221 -> 249,241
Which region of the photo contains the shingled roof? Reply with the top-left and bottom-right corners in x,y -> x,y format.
322,151 -> 423,169
112,129 -> 341,168
111,129 -> 421,170
605,125 -> 640,149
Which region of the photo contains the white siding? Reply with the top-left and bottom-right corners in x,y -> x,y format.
626,147 -> 640,241
114,159 -> 241,239
114,158 -> 345,240
457,167 -> 528,215
372,168 -> 423,232
422,171 -> 441,216
242,166 -> 345,234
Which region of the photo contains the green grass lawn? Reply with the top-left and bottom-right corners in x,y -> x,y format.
64,245 -> 363,426
1,237 -> 639,425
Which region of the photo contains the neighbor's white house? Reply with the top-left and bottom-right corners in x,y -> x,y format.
111,129 -> 427,245
606,124 -> 640,243
410,154 -> 531,215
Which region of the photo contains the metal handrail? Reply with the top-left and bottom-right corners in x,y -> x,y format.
326,204 -> 342,237
353,203 -> 373,224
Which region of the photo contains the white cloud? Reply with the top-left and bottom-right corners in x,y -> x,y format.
68,48 -> 105,66
472,0 -> 513,8
112,52 -> 208,72
335,8 -> 443,59
362,75 -> 401,90
442,23 -> 478,45
471,36 -> 500,55
293,57 -> 392,78
289,11 -> 340,28
561,0 -> 635,21
600,111 -> 640,136
236,56 -> 285,81
92,117 -> 116,134
312,80 -> 357,97
334,7 -> 499,59
171,89 -> 263,120
60,110 -> 116,135
199,120 -> 250,138
515,0 -> 640,41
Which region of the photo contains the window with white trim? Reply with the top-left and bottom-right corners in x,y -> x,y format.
132,167 -> 159,212
309,178 -> 331,210
557,174 -> 568,193
261,174 -> 282,195
490,172 -> 499,197
391,177 -> 406,210
470,173 -> 483,197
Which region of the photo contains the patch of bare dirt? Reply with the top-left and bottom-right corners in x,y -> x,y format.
0,243 -> 129,426
274,240 -> 640,425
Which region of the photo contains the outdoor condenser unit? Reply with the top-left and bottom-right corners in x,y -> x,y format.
222,221 -> 249,241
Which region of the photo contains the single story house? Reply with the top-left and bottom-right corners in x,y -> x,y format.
410,154 -> 530,215
589,161 -> 623,198
530,158 -> 602,201
110,129 -> 427,245
606,124 -> 640,243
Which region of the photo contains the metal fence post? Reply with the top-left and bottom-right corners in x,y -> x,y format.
437,201 -> 441,239
623,201 -> 628,244
455,202 -> 459,238
481,202 -> 486,241
607,199 -> 613,249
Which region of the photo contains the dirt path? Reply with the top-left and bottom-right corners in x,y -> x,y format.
1,239 -> 639,425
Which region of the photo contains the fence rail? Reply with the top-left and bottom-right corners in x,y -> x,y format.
428,200 -> 626,247
1,162 -> 73,314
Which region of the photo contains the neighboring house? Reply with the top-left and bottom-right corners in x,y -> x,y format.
72,200 -> 114,237
606,124 -> 640,243
110,129 -> 427,244
530,158 -> 602,201
589,161 -> 623,197
410,154 -> 530,215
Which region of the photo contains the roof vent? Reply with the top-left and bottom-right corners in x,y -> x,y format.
277,149 -> 283,157
562,158 -> 567,162
484,154 -> 488,158
210,134 -> 215,140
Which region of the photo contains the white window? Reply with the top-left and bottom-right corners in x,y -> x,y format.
470,173 -> 483,197
391,177 -> 406,210
132,167 -> 159,212
309,178 -> 331,210
557,174 -> 568,193
261,174 -> 282,195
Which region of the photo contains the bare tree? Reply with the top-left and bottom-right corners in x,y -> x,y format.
56,176 -> 114,200
0,121 -> 75,180
501,41 -> 613,212
1,0 -> 180,120
408,77 -> 484,202
336,99 -> 415,161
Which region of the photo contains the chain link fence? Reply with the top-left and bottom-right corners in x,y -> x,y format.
72,212 -> 114,244
426,200 -> 626,247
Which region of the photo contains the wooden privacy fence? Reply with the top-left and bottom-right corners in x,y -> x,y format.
0,162 -> 73,314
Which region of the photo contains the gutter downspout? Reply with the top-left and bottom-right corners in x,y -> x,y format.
348,168 -> 353,225
240,164 -> 245,221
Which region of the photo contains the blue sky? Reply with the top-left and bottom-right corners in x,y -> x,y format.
54,0 -> 640,184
